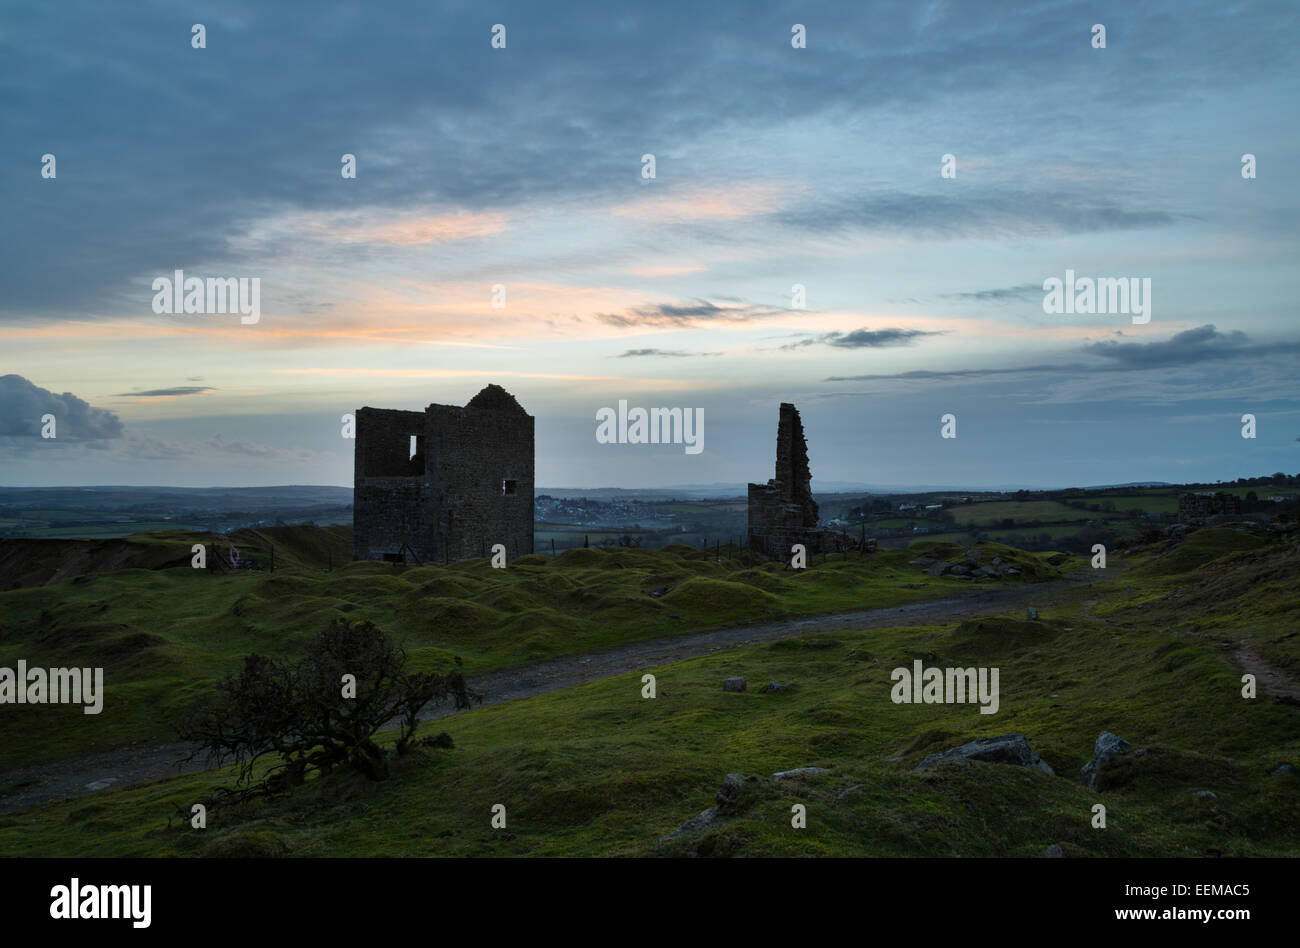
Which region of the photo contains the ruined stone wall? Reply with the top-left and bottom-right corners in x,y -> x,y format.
747,402 -> 856,559
353,407 -> 431,561
352,388 -> 534,564
424,402 -> 533,562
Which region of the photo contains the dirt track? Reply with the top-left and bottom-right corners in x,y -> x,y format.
0,574 -> 1102,816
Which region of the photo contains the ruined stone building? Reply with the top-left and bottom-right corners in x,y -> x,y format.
352,384 -> 534,563
747,402 -> 857,558
1177,491 -> 1242,523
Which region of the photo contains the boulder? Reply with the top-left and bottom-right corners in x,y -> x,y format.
772,767 -> 830,780
1026,607 -> 1039,620
766,681 -> 787,692
925,562 -> 948,577
723,677 -> 746,692
948,563 -> 970,576
1044,844 -> 1064,858
1270,763 -> 1297,777
1079,731 -> 1134,789
1192,790 -> 1218,800
914,733 -> 1055,775
716,773 -> 747,808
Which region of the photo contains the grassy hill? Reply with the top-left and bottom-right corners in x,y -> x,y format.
0,530 -> 1062,770
0,525 -> 1296,858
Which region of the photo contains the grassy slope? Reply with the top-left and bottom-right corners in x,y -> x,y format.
0,529 -> 1296,857
0,535 -> 1061,769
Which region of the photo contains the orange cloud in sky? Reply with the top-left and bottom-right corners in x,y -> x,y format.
608,183 -> 792,222
248,208 -> 508,246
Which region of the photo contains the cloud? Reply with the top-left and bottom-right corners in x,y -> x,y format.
1082,324 -> 1256,367
942,284 -> 1042,303
783,327 -> 946,351
614,348 -> 721,358
825,364 -> 1072,382
0,375 -> 124,439
113,386 -> 215,398
770,191 -> 1178,240
595,299 -> 787,328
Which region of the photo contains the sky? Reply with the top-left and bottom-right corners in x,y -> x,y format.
2,0 -> 1298,490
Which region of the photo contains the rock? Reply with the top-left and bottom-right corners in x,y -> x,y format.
659,807 -> 718,843
1004,567 -> 1020,575
85,778 -> 117,792
963,549 -> 982,562
420,731 -> 455,749
1079,731 -> 1134,789
766,681 -> 787,692
1044,844 -> 1064,858
645,584 -> 673,598
948,563 -> 970,576
991,557 -> 1003,566
1026,607 -> 1039,620
1270,763 -> 1297,777
925,562 -> 948,577
914,733 -> 1055,775
972,567 -> 995,578
1192,790 -> 1218,800
716,773 -> 747,807
772,767 -> 830,780
910,557 -> 936,567
723,677 -> 746,692
72,573 -> 97,585
1046,553 -> 1069,566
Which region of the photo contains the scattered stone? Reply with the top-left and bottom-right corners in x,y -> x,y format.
723,677 -> 746,692
1270,763 -> 1296,777
645,584 -> 674,598
991,557 -> 1003,566
1049,694 -> 1060,699
914,733 -> 1055,775
1004,567 -> 1021,575
716,773 -> 747,807
948,563 -> 970,576
925,562 -> 948,577
1080,731 -> 1134,789
1026,607 -> 1039,620
772,767 -> 830,780
1046,553 -> 1069,566
1192,790 -> 1218,800
420,731 -> 455,749
766,681 -> 787,692
1044,844 -> 1064,858
84,778 -> 116,792
910,557 -> 936,567
659,807 -> 718,843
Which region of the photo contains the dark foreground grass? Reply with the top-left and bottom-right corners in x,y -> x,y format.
0,534 -> 1062,769
1,533 -> 1295,857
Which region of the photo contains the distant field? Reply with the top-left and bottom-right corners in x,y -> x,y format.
949,501 -> 1098,526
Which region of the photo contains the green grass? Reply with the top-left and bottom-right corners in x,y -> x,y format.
0,532 -> 1062,769
2,524 -> 1294,858
2,555 -> 1295,857
949,501 -> 1103,526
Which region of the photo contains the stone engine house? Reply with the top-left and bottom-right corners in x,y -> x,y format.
352,384 -> 534,564
747,402 -> 857,559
